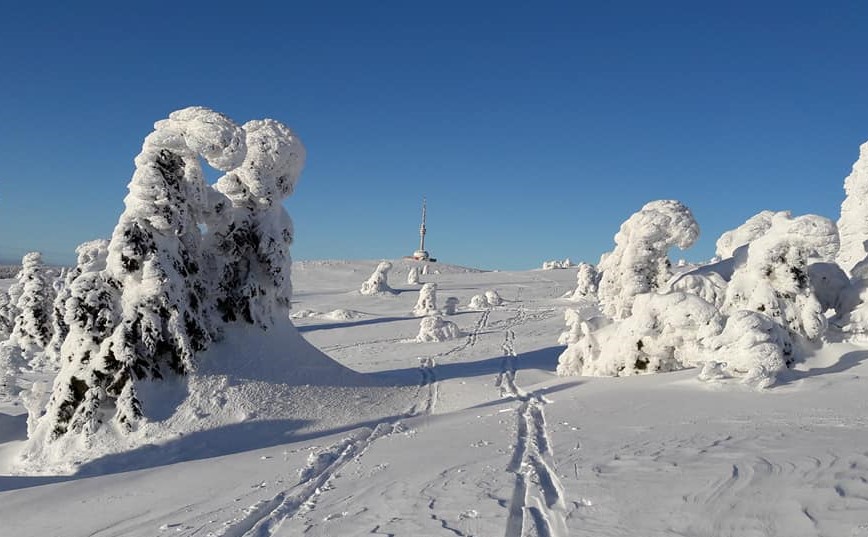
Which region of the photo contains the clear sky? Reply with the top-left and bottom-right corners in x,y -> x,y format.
1,1 -> 866,270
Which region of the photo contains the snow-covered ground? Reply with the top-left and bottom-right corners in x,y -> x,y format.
3,259 -> 868,536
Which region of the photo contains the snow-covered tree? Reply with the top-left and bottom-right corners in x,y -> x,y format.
566,263 -> 598,300
837,141 -> 868,273
722,212 -> 838,347
208,118 -> 305,329
469,294 -> 490,309
597,200 -> 699,319
0,291 -> 14,340
407,266 -> 421,285
808,262 -> 849,316
360,261 -> 393,295
10,252 -> 55,352
45,240 -> 109,366
715,210 -> 781,259
558,292 -> 722,377
484,290 -> 503,306
416,315 -> 460,342
33,107 -> 247,440
413,283 -> 438,316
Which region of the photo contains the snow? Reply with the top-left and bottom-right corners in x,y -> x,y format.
3,261 -> 868,536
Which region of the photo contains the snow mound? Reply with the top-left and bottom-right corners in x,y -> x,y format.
322,309 -> 365,321
416,315 -> 461,342
14,319 -> 414,475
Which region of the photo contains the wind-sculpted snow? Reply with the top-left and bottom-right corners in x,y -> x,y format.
715,210 -> 781,259
666,271 -> 727,309
412,283 -> 438,317
597,200 -> 699,318
565,262 -> 598,301
416,315 -> 461,342
837,141 -> 868,272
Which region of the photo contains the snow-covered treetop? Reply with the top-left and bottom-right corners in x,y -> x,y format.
837,141 -> 868,272
21,252 -> 43,272
74,240 -> 110,273
739,212 -> 839,272
715,210 -> 780,259
607,200 -> 699,256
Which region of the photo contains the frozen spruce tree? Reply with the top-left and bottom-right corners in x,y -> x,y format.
837,141 -> 868,273
722,212 -> 839,351
360,261 -> 394,295
566,262 -> 599,300
597,200 -> 699,319
45,240 -> 110,366
32,107 -> 248,440
407,265 -> 421,285
208,118 -> 305,328
10,252 -> 56,352
0,291 -> 14,340
413,283 -> 438,316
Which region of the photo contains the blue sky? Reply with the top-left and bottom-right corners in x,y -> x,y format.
1,2 -> 866,270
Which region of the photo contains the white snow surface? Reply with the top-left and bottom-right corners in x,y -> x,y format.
3,260 -> 868,537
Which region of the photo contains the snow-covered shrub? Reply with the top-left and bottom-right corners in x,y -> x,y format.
699,310 -> 793,388
666,271 -> 727,309
407,266 -> 421,285
722,212 -> 838,345
715,210 -> 781,259
413,283 -> 438,317
468,294 -> 489,309
360,261 -> 393,295
558,292 -> 722,377
597,200 -> 699,319
443,297 -> 459,315
542,258 -> 575,270
565,263 -> 598,300
484,289 -> 503,306
837,141 -> 868,273
208,117 -> 304,328
416,315 -> 461,342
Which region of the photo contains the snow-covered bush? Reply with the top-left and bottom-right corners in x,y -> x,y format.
413,283 -> 438,317
565,263 -> 598,300
407,266 -> 421,285
542,258 -> 575,270
837,141 -> 868,273
808,262 -> 849,316
468,294 -> 489,309
443,297 -> 459,315
699,310 -> 793,389
416,315 -> 461,342
722,212 -> 838,345
665,271 -> 727,309
597,200 -> 699,319
558,292 -> 722,377
360,261 -> 393,295
484,289 -> 503,306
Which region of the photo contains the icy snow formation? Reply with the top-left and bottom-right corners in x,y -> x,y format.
25,107 -> 307,456
665,271 -> 727,309
416,315 -> 461,342
484,289 -> 503,306
715,210 -> 781,259
469,294 -> 490,309
837,141 -> 868,273
542,258 -> 575,270
597,200 -> 699,319
722,212 -> 838,344
413,283 -> 438,317
360,261 -> 394,295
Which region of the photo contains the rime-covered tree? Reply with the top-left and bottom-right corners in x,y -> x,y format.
360,261 -> 394,295
10,252 -> 55,352
32,107 -> 247,440
0,291 -> 14,340
837,141 -> 868,273
722,212 -> 838,349
566,263 -> 598,300
209,118 -> 305,328
407,266 -> 421,285
597,200 -> 699,319
413,283 -> 438,316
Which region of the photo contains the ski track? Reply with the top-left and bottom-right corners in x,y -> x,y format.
493,309 -> 569,537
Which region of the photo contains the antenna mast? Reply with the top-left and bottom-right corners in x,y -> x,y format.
419,198 -> 427,252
